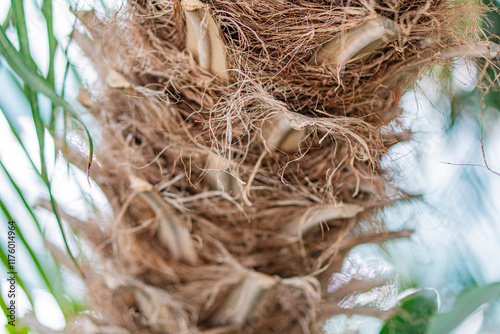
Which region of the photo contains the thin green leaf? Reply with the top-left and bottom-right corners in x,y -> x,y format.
41,0 -> 60,132
10,0 -> 32,61
1,5 -> 13,30
426,282 -> 500,334
48,189 -> 86,278
0,72 -> 77,279
10,0 -> 47,182
60,16 -> 80,99
0,198 -> 58,305
0,163 -> 71,309
0,25 -> 93,275
56,16 -> 79,138
0,26 -> 94,174
0,169 -> 80,317
0,194 -> 79,319
42,0 -> 57,87
0,161 -> 42,233
0,105 -> 43,179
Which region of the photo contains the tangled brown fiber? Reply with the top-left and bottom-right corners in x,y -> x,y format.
61,0 -> 498,333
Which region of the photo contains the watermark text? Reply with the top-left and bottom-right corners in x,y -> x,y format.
5,221 -> 16,327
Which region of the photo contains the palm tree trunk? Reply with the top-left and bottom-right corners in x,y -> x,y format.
64,0 -> 492,333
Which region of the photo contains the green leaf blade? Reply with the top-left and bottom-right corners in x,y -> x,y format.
426,283 -> 500,334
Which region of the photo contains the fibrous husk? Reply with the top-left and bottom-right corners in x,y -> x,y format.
62,0 -> 499,333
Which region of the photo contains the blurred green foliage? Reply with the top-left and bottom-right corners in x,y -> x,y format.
381,289 -> 438,334
380,284 -> 500,334
427,282 -> 500,334
0,0 -> 91,331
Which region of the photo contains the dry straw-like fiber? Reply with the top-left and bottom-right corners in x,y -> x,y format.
61,0 -> 498,333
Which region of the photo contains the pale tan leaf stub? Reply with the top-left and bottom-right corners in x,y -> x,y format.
310,17 -> 400,70
182,0 -> 228,79
129,176 -> 199,265
211,272 -> 278,326
263,113 -> 307,153
283,203 -> 365,237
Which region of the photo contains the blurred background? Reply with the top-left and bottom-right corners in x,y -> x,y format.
0,0 -> 499,333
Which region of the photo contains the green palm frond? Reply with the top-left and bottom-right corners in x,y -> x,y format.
0,0 -> 95,330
